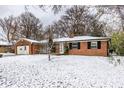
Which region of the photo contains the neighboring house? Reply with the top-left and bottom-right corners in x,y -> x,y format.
0,41 -> 12,53
15,36 -> 110,56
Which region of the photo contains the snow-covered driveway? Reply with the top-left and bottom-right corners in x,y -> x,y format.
0,55 -> 124,88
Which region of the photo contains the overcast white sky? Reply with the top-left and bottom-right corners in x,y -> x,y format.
0,5 -> 65,26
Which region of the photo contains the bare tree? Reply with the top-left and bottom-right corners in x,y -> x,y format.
97,5 -> 124,32
39,5 -> 66,14
39,5 -> 124,37
90,18 -> 106,36
114,6 -> 124,32
50,20 -> 70,38
18,11 -> 43,40
47,25 -> 54,61
50,5 -> 106,38
0,16 -> 19,43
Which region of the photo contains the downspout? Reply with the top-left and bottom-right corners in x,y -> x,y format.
108,38 -> 112,56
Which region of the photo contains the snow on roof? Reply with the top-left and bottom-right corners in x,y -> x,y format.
53,36 -> 110,42
40,40 -> 48,44
0,41 -> 12,46
40,36 -> 110,44
20,38 -> 41,44
18,36 -> 110,44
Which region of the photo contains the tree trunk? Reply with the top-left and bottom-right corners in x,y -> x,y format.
48,48 -> 51,61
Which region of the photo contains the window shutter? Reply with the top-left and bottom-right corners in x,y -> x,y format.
97,41 -> 101,49
69,43 -> 72,49
78,42 -> 80,49
87,42 -> 91,49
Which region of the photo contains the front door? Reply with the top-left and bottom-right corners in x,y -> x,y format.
59,42 -> 64,54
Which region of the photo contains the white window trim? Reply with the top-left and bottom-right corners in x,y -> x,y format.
91,41 -> 97,49
72,42 -> 78,49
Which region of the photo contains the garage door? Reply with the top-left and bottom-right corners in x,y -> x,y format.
17,46 -> 29,55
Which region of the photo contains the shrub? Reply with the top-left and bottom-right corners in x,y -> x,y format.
111,32 -> 124,55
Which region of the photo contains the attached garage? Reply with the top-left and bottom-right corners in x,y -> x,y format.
15,38 -> 42,55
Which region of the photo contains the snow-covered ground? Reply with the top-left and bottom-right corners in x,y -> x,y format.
0,53 -> 15,57
0,54 -> 124,88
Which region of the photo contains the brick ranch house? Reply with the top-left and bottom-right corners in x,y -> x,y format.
15,36 -> 110,56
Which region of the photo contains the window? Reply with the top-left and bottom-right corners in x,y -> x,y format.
72,43 -> 78,48
91,41 -> 97,49
69,42 -> 80,49
87,41 -> 101,49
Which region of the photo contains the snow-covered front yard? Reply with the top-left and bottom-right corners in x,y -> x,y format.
0,54 -> 124,88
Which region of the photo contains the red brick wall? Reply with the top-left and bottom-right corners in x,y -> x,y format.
31,44 -> 41,54
68,41 -> 108,56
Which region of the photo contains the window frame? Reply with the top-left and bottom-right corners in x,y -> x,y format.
69,42 -> 80,49
72,42 -> 78,49
90,41 -> 98,49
